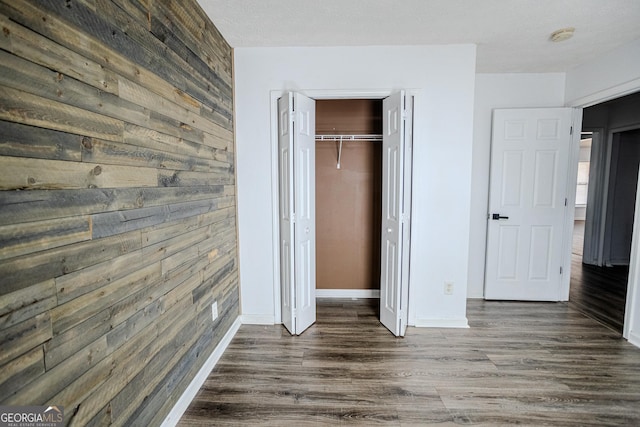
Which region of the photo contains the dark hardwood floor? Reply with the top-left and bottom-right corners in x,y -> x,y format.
569,220 -> 629,334
179,299 -> 640,426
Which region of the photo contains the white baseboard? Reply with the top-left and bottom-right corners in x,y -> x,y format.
316,289 -> 380,299
413,317 -> 469,328
628,330 -> 640,349
240,314 -> 275,325
161,317 -> 242,427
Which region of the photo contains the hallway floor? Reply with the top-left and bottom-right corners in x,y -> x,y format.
569,220 -> 629,334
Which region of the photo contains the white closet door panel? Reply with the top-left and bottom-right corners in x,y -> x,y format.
380,91 -> 411,337
278,93 -> 295,334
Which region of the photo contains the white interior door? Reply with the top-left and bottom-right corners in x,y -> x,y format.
278,93 -> 295,334
380,91 -> 412,336
293,93 -> 316,334
485,108 -> 573,300
278,92 -> 316,335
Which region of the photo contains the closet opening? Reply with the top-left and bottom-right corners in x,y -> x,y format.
276,90 -> 412,336
315,99 -> 383,305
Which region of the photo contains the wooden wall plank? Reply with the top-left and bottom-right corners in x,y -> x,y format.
0,346 -> 45,402
0,120 -> 82,162
65,296 -> 197,426
81,137 -> 228,172
33,0 -> 233,123
141,226 -> 213,267
91,198 -> 216,239
0,12 -> 119,96
203,128 -> 234,152
108,0 -> 151,34
0,230 -> 142,296
0,216 -> 92,261
50,262 -> 162,335
136,299 -> 239,427
0,49 -> 136,126
149,0 -> 233,85
44,309 -> 111,370
108,282 -> 167,334
0,186 -> 227,226
141,205 -> 235,247
0,46 -> 219,149
118,76 -> 230,137
0,312 -> 51,367
83,404 -> 111,427
158,170 -> 234,187
0,0 -> 239,424
55,249 -> 143,305
0,279 -> 56,325
0,1 -> 201,115
0,156 -> 157,191
0,85 -> 124,143
147,13 -> 233,115
5,333 -> 111,407
111,318 -> 202,425
123,123 -> 208,159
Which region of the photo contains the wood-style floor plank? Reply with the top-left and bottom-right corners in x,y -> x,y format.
570,220 -> 629,334
178,299 -> 640,426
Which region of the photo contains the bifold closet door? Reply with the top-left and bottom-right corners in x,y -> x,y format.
380,91 -> 412,337
278,92 -> 316,335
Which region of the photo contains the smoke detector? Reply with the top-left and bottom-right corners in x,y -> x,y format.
550,27 -> 575,42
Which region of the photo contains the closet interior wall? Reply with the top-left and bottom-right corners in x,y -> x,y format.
315,99 -> 383,291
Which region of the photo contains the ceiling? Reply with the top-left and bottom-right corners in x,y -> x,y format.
197,0 -> 640,73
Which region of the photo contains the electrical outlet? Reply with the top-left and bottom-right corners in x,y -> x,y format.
211,301 -> 218,321
444,282 -> 454,295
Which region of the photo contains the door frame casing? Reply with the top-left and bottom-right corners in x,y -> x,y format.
602,125 -> 640,266
558,108 -> 585,300
269,88 -> 417,325
581,127 -> 605,266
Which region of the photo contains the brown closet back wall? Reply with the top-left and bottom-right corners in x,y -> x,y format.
316,100 -> 382,290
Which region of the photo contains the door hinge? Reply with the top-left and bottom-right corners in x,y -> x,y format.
560,266 -> 563,275
570,126 -> 573,135
565,198 -> 567,206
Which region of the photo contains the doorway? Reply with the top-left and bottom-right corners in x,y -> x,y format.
569,90 -> 640,334
570,127 -> 640,333
275,91 -> 413,336
315,99 -> 383,299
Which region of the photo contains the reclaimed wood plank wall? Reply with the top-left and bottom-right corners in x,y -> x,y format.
0,0 -> 239,425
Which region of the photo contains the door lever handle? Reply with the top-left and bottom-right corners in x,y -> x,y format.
492,213 -> 509,220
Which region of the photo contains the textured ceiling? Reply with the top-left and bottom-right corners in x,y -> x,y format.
197,0 -> 640,72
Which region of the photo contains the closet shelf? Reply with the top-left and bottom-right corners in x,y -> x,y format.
315,134 -> 382,142
315,134 -> 382,170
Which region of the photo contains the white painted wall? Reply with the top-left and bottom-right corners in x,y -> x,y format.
234,45 -> 476,327
468,73 -> 566,298
565,38 -> 640,107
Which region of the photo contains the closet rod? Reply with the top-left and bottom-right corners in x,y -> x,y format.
316,134 -> 383,170
315,134 -> 382,142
